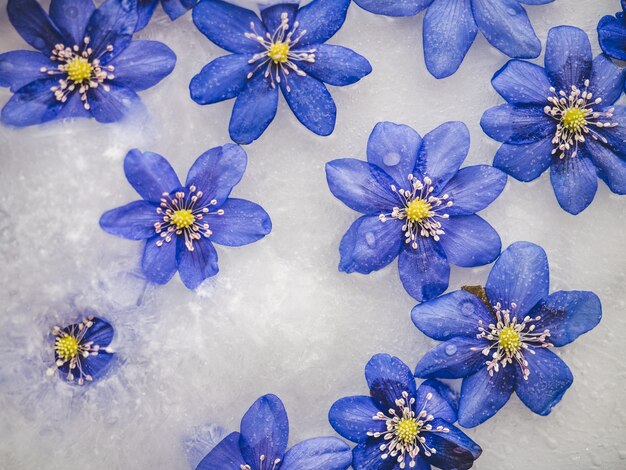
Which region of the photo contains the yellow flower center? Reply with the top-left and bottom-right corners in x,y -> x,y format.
406,198 -> 431,222
171,209 -> 195,229
269,41 -> 290,63
66,56 -> 92,83
55,336 -> 79,361
562,107 -> 586,132
499,326 -> 521,355
396,418 -> 419,444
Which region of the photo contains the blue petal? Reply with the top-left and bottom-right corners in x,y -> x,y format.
422,419 -> 481,470
280,74 -> 336,136
49,0 -> 95,46
295,0 -> 350,46
544,26 -> 592,91
411,290 -> 494,341
99,200 -> 158,240
398,239 -> 450,302
514,348 -> 573,416
366,121 -> 423,188
584,139 -> 626,195
328,396 -> 386,444
229,71 -> 278,144
1,78 -> 64,127
472,0 -> 541,59
598,13 -> 626,61
82,317 -> 115,346
190,54 -> 253,105
491,60 -> 552,105
414,337 -> 488,379
142,235 -> 178,285
416,379 -> 458,423
136,0 -> 158,31
530,290 -> 602,347
599,105 -> 626,153
81,348 -> 115,381
196,432 -> 246,470
260,3 -> 298,33
0,51 -> 54,93
7,0 -> 64,53
480,104 -> 554,145
457,366 -> 516,427
325,159 -> 400,215
176,236 -> 219,289
588,54 -> 626,106
239,394 -> 289,468
550,154 -> 598,215
365,353 -> 417,411
192,0 -> 266,54
89,83 -> 143,123
108,40 -> 176,91
281,437 -> 352,470
423,0 -> 477,79
85,0 -> 138,62
124,149 -> 181,203
56,87 -> 91,119
162,0 -> 195,20
338,215 -> 403,274
298,44 -> 372,86
205,198 -> 272,247
353,0 -> 432,16
492,136 -> 553,182
442,165 -> 507,216
352,440 -> 396,470
485,241 -> 549,318
438,215 -> 501,268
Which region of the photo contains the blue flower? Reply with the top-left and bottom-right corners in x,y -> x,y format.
46,316 -> 115,385
413,242 -> 602,427
136,0 -> 196,31
189,0 -> 372,144
196,394 -> 352,470
329,354 -> 482,470
481,26 -> 626,215
0,0 -> 176,126
598,0 -> 626,63
352,0 -> 552,79
99,145 -> 272,289
325,121 -> 506,302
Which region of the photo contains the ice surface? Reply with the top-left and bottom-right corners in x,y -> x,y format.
1,0 -> 625,469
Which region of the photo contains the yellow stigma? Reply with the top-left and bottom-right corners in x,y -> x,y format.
66,56 -> 92,83
171,209 -> 195,229
499,326 -> 521,355
55,336 -> 79,361
406,199 -> 431,222
396,418 -> 419,444
269,41 -> 290,63
562,107 -> 586,132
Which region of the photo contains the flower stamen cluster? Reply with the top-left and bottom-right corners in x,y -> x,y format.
240,455 -> 281,470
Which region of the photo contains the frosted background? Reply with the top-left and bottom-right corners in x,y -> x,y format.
0,0 -> 625,469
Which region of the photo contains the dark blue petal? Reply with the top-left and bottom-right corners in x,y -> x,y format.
295,0 -> 350,46
472,0 -> 541,59
485,241 -> 549,318
325,159 -> 400,215
205,198 -> 272,247
366,121 -> 423,188
99,200 -> 158,240
281,437 -> 352,470
108,40 -> 176,91
196,432 -> 246,470
398,239 -> 450,302
531,290 -> 602,347
491,60 -> 552,105
411,290 -> 493,341
338,216 -> 403,274
298,44 -> 372,86
260,3 -> 298,33
365,353 -> 417,411
280,74 -> 336,136
81,348 -> 115,381
239,394 -> 289,468
89,83 -> 143,123
1,78 -> 64,127
599,105 -> 626,154
56,87 -> 91,119
480,104 -> 554,145
229,71 -> 278,144
124,149 -> 181,203
49,0 -> 95,46
328,396 -> 386,444
192,0 -> 266,54
354,0 -> 432,16
598,12 -> 626,61
190,54 -> 253,105
442,165 -> 507,216
588,54 -> 626,106
416,379 -> 458,423
162,0 -> 195,20
176,236 -> 219,289
515,348 -> 573,416
423,0 -> 477,79
414,337 -> 488,379
584,139 -> 626,195
136,0 -> 158,31
492,136 -> 553,182
457,366 -> 515,427
7,0 -> 64,53
422,419 -> 481,470
142,235 -> 178,284
438,215 -> 501,268
82,317 -> 115,346
85,0 -> 138,62
544,26 -> 592,91
550,154 -> 598,215
0,51 -> 54,93
352,440 -> 396,470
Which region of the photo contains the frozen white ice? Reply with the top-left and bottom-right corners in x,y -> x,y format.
0,0 -> 625,469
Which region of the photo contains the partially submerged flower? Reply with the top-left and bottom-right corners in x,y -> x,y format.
598,0 -> 626,65
0,0 -> 176,126
481,26 -> 626,215
100,145 -> 272,289
136,0 -> 196,31
329,354 -> 482,470
413,242 -> 602,427
189,0 -> 371,144
325,121 -> 506,301
196,394 -> 352,470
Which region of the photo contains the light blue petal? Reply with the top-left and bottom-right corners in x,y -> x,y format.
491,60 -> 552,105
190,54 -> 253,105
298,44 -> 372,86
457,366 -> 515,427
196,432 -> 246,470
205,198 -> 272,247
108,40 -> 176,91
124,149 -> 181,203
398,238 -> 450,302
295,0 -> 350,46
281,437 -> 352,470
99,200 -> 158,240
480,104 -> 554,145
0,51 -> 54,93
544,26 -> 592,91
550,154 -> 598,215
280,74 -> 336,136
492,136 -> 553,182
414,337 -> 488,379
328,396 -> 386,444
442,165 -> 507,216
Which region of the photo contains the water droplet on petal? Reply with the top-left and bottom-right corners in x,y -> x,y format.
383,152 -> 401,166
507,7 -> 517,15
365,232 -> 376,248
66,6 -> 78,18
445,344 -> 457,356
